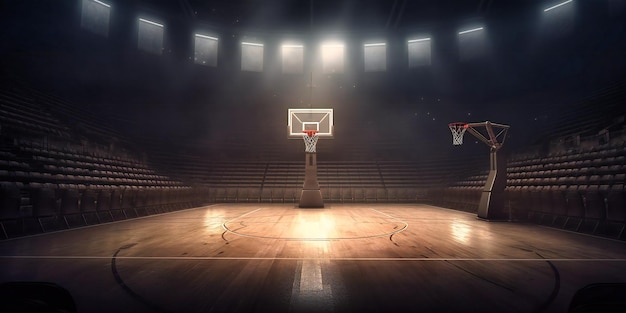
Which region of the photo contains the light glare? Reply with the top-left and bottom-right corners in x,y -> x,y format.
139,18 -> 163,28
544,0 -> 573,12
408,38 -> 431,43
364,43 -> 386,72
241,41 -> 264,72
281,44 -> 304,73
195,34 -> 218,41
93,0 -> 110,8
321,42 -> 345,73
459,27 -> 484,35
242,41 -> 263,47
408,37 -> 431,67
364,42 -> 385,47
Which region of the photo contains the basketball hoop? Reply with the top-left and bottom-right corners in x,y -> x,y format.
449,122 -> 468,145
302,130 -> 319,153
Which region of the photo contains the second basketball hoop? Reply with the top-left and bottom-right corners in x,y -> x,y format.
449,122 -> 468,145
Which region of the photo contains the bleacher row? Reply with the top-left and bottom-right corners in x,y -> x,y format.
142,159 -> 460,205
1,143 -> 183,188
0,84 -> 71,138
152,158 -> 466,189
0,182 -> 206,239
454,143 -> 625,188
204,186 -> 426,204
0,134 -> 208,239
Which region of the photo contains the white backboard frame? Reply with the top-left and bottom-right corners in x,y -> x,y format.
288,108 -> 334,139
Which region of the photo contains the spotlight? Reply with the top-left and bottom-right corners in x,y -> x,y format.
458,27 -> 483,35
544,0 -> 573,12
92,0 -> 110,8
139,18 -> 163,28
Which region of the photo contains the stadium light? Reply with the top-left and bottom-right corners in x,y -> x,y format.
459,27 -> 483,35
195,34 -> 218,41
194,34 -> 218,66
364,42 -> 386,72
93,0 -> 110,8
242,41 -> 264,47
241,41 -> 264,72
321,42 -> 345,73
408,37 -> 431,67
364,43 -> 386,47
281,43 -> 304,73
139,18 -> 163,28
408,38 -> 431,43
544,0 -> 573,12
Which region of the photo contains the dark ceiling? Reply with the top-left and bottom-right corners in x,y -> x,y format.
136,0 -> 536,33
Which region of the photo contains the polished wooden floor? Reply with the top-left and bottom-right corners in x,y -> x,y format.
1,203 -> 625,312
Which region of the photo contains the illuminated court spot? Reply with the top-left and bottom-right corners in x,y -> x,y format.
222,207 -> 408,240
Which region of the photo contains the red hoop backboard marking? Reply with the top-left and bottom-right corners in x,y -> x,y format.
302,130 -> 319,137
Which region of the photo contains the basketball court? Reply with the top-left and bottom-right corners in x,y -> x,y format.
1,203 -> 625,312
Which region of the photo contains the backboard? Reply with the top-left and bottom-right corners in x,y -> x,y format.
288,108 -> 334,139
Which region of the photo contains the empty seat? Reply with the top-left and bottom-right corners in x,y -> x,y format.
0,182 -> 22,238
270,188 -> 284,203
386,188 -> 398,202
247,188 -> 261,202
214,188 -> 227,202
59,188 -> 83,228
353,188 -> 365,202
581,186 -> 608,233
109,188 -> 125,219
375,188 -> 387,202
260,188 -> 273,202
234,188 -> 248,202
0,182 -> 20,220
80,189 -> 97,213
551,188 -> 568,219
226,188 -> 238,202
96,189 -> 113,222
402,188 -> 418,203
283,188 -> 297,203
330,188 -> 341,203
563,188 -> 585,231
121,189 -> 138,218
80,189 -> 99,224
606,185 -> 625,223
321,188 -> 330,201
397,188 -> 411,203
133,189 -> 149,216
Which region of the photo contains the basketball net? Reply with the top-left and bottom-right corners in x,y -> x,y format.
449,123 -> 467,145
302,130 -> 319,153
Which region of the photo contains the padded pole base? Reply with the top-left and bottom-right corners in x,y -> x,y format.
477,148 -> 508,220
477,190 -> 506,220
299,189 -> 324,208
